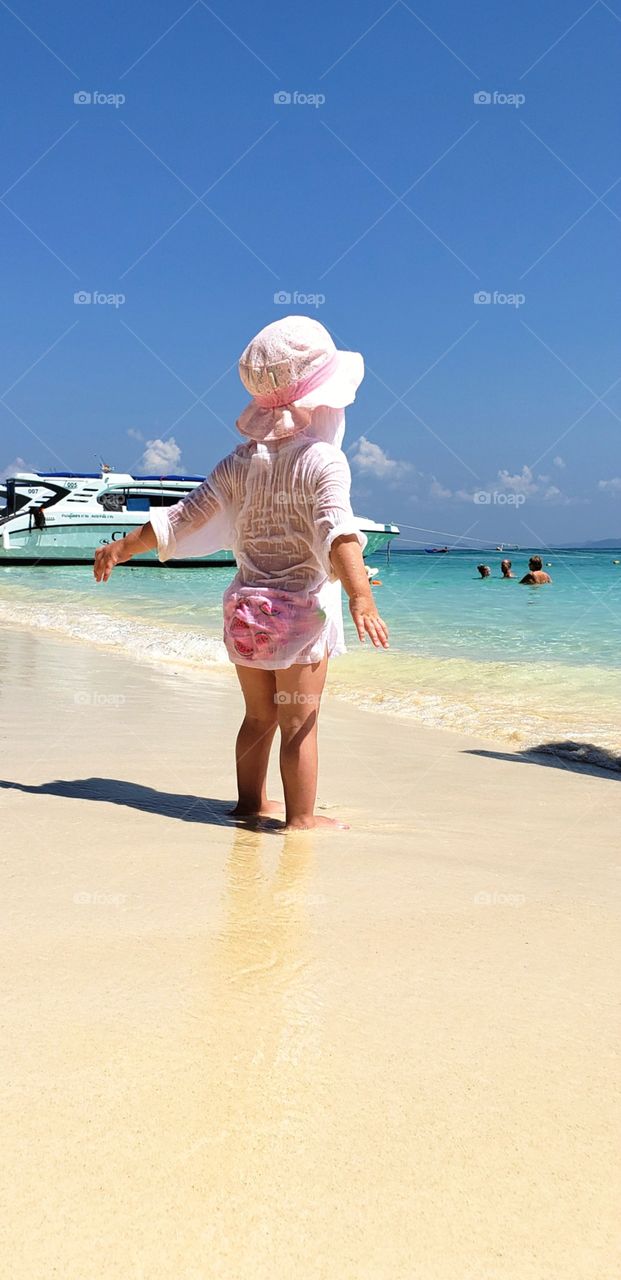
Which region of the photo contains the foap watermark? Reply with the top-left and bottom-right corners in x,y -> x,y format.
274,489 -> 313,507
274,289 -> 325,309
474,490 -> 526,507
74,290 -> 126,308
274,691 -> 320,706
73,890 -> 127,906
474,890 -> 526,907
273,90 -> 325,108
74,90 -> 125,108
73,691 -> 126,707
474,290 -> 525,308
473,90 -> 525,109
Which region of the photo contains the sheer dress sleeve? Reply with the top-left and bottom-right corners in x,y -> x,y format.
312,450 -> 367,580
149,457 -> 232,562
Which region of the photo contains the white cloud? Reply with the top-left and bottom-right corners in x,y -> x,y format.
127,427 -> 144,441
542,485 -> 564,503
497,464 -> 539,496
598,477 -> 621,496
553,455 -> 565,469
495,465 -> 578,503
0,456 -> 30,482
429,476 -> 452,500
454,465 -> 578,505
140,437 -> 183,473
350,436 -> 411,482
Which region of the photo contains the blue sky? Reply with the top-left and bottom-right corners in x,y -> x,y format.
1,0 -> 620,545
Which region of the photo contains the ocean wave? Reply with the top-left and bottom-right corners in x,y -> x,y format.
0,596 -> 619,769
0,598 -> 229,670
327,664 -> 621,769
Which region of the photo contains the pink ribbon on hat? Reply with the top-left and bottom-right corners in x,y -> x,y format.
236,350 -> 341,442
251,350 -> 340,409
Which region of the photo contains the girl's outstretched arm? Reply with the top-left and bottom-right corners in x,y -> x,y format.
93,522 -> 156,582
330,533 -> 389,649
93,462 -> 229,582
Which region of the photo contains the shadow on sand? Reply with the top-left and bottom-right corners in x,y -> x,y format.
465,741 -> 620,779
0,776 -> 284,827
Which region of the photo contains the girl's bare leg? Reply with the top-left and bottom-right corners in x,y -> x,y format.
232,665 -> 281,817
275,653 -> 348,830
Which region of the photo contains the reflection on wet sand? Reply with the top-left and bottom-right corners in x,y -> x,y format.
168,827 -> 328,1267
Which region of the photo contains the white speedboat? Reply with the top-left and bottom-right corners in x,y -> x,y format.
0,470 -> 399,566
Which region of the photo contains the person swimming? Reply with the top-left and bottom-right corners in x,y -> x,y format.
520,555 -> 552,585
477,564 -> 491,578
501,559 -> 514,578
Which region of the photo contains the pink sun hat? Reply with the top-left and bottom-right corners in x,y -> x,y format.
236,315 -> 364,442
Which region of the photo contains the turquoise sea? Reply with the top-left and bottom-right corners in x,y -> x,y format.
1,548 -> 619,766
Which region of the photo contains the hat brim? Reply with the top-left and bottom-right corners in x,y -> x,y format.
235,348 -> 365,442
294,350 -> 364,410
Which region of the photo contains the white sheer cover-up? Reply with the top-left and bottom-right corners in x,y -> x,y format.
149,410 -> 366,668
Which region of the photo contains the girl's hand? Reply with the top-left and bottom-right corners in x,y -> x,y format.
349,593 -> 389,649
93,538 -> 132,583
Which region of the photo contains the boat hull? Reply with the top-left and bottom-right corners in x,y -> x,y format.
0,522 -> 397,566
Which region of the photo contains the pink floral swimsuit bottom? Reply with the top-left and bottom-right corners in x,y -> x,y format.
223,583 -> 327,669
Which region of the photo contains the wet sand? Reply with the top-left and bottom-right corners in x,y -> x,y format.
0,624 -> 618,1279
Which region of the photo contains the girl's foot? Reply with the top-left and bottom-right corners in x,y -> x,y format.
230,799 -> 284,819
285,814 -> 349,831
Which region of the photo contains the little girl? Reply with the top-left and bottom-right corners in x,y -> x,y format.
94,316 -> 389,829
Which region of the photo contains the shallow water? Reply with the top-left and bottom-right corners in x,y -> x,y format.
1,548 -> 619,763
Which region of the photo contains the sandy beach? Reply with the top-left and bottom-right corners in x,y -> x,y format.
0,622 -> 618,1279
